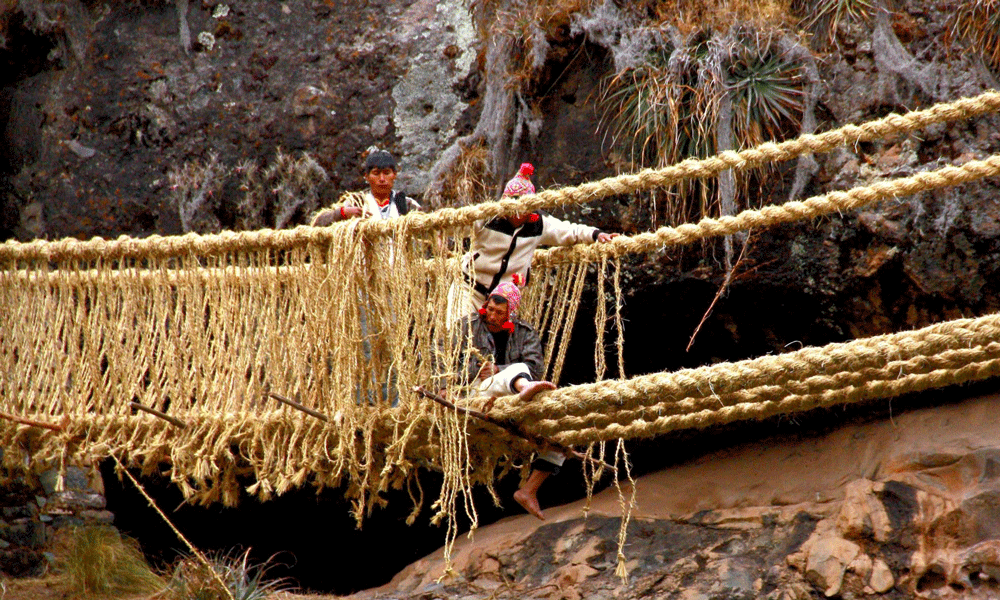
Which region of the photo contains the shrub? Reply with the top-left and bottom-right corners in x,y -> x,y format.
600,27 -> 805,226
790,0 -> 877,47
947,0 -> 1000,70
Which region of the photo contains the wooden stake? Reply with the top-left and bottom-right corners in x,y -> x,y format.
129,402 -> 188,429
0,411 -> 63,432
414,386 -> 617,474
267,392 -> 330,422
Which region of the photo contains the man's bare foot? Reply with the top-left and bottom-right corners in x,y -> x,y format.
513,488 -> 545,520
518,380 -> 555,402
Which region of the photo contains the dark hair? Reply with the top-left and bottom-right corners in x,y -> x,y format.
364,150 -> 397,172
487,294 -> 509,305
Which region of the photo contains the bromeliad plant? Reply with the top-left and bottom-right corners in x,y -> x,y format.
727,38 -> 805,149
600,26 -> 805,227
163,548 -> 291,600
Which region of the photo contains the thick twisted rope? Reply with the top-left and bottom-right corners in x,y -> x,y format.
535,152 -> 1000,265
480,313 -> 1000,445
2,89 -> 998,263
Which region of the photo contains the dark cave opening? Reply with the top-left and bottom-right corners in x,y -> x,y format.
100,457 -> 625,595
101,375 -> 1000,595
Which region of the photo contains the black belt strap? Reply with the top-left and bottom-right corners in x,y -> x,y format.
463,272 -> 493,297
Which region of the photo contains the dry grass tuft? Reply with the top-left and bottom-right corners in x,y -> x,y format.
789,0 -> 876,47
65,525 -> 164,597
947,0 -> 1000,70
433,142 -> 492,208
651,0 -> 795,33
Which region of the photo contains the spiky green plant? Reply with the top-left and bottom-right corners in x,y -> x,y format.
600,28 -> 805,227
791,0 -> 876,46
65,525 -> 165,596
164,549 -> 290,600
727,43 -> 805,148
948,0 -> 1000,70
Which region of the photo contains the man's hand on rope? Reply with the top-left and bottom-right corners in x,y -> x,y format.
596,232 -> 619,243
340,205 -> 365,219
476,361 -> 500,381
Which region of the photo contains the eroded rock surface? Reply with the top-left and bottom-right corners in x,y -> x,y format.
348,393 -> 1000,599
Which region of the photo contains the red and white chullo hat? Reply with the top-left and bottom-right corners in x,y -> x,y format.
503,163 -> 535,197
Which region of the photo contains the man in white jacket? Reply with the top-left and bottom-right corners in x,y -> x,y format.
311,149 -> 420,225
457,162 -> 618,316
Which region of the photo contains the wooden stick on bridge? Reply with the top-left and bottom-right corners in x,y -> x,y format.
414,386 -> 617,475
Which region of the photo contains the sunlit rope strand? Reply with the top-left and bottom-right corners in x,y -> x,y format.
535,152 -> 1000,265
490,313 -> 1000,422
3,89 -> 999,262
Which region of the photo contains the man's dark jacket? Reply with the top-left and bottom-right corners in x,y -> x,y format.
452,313 -> 544,383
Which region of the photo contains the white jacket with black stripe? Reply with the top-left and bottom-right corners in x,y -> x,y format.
462,211 -> 601,297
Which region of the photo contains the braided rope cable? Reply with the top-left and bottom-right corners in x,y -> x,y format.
480,312 -> 1000,444
548,352 -> 1000,446
534,152 -> 1000,265
490,314 -> 1000,422
530,344 -> 1000,437
2,90 -> 998,263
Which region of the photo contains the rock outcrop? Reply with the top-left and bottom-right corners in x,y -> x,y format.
356,392 -> 1000,599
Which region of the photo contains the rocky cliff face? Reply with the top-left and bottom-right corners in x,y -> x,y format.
4,0 -> 997,360
3,0 -> 1000,596
363,391 -> 1000,600
0,0 -> 481,238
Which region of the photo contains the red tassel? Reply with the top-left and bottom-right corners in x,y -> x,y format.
478,307 -> 487,316
512,273 -> 525,286
519,163 -> 534,177
502,321 -> 514,333
528,213 -> 540,223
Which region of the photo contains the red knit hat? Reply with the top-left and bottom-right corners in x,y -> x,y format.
490,281 -> 522,317
479,276 -> 524,332
502,163 -> 535,197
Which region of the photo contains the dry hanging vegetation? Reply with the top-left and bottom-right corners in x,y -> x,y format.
946,0 -> 1000,70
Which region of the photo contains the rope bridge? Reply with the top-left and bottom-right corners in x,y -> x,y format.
2,89 -> 1000,531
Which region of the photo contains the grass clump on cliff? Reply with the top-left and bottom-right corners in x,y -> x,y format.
600,27 -> 806,226
948,0 -> 1000,70
65,525 -> 165,596
162,549 -> 290,600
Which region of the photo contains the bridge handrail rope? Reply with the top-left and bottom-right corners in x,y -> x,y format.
1,89 -> 998,263
535,151 -> 1000,265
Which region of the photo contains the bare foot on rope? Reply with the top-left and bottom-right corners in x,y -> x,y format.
513,488 -> 545,520
516,380 -> 555,402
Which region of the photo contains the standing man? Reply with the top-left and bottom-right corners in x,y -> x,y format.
449,281 -> 563,520
456,162 -> 619,315
311,149 -> 420,225
310,149 -> 419,406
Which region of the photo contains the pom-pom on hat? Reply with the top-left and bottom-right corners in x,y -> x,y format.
502,163 -> 535,197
